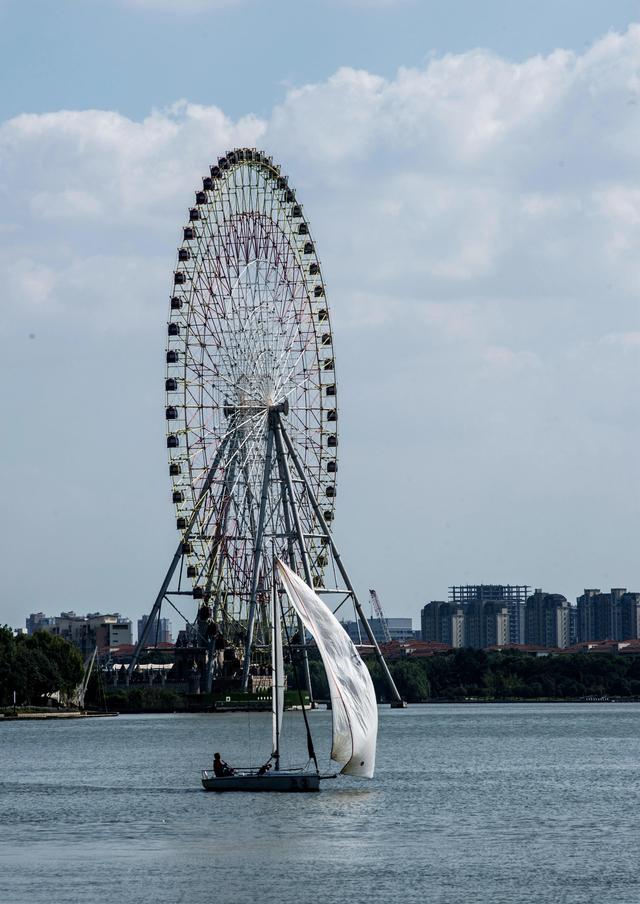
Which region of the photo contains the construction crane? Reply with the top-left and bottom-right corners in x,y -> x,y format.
369,589 -> 392,643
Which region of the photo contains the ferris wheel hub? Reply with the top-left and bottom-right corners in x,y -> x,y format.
222,398 -> 289,420
269,399 -> 289,417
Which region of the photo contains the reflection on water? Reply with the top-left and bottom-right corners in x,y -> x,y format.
2,705 -> 640,904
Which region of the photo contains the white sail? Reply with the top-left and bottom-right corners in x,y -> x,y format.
271,592 -> 285,761
276,559 -> 378,778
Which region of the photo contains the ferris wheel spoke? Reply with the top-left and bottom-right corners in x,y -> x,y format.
185,409 -> 267,485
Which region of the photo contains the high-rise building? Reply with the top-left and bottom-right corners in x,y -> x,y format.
421,601 -> 464,647
449,585 -> 529,644
26,612 -> 56,635
620,592 -> 640,640
578,589 -> 602,641
95,619 -> 133,650
525,589 -> 570,648
138,614 -> 173,645
35,612 -> 132,654
569,605 -> 579,646
577,588 -> 640,642
463,600 -> 509,649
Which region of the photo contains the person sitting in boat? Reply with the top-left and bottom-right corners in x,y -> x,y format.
213,752 -> 235,777
257,761 -> 272,776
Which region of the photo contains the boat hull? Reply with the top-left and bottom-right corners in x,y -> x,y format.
201,770 -> 321,792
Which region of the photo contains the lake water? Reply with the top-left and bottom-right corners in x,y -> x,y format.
1,704 -> 639,904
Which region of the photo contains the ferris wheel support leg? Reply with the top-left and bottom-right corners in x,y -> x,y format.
240,428 -> 275,690
128,430 -> 232,681
204,436 -> 239,596
202,434 -> 241,692
127,547 -> 182,682
240,460 -> 272,645
278,419 -> 405,707
273,420 -> 314,704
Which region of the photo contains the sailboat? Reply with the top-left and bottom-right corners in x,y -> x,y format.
201,558 -> 378,792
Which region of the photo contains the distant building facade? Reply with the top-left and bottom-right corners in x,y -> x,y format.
577,588 -> 640,642
525,589 -> 571,648
421,597 -> 509,649
35,611 -> 132,655
463,600 -> 509,649
95,619 -> 133,650
342,617 -> 414,644
421,602 -> 464,647
137,614 -> 173,645
449,585 -> 529,645
26,612 -> 57,635
569,605 -> 579,647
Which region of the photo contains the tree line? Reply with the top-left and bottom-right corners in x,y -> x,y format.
0,627 -> 84,707
108,650 -> 640,706
4,630 -> 640,710
361,648 -> 640,703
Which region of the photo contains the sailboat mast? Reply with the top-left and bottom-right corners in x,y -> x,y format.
272,559 -> 281,771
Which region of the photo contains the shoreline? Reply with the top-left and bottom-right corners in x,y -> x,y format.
4,698 -> 638,719
2,711 -> 119,721
418,697 -> 634,705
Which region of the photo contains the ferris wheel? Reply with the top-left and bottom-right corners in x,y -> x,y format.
130,148 -> 401,704
171,154 -> 335,588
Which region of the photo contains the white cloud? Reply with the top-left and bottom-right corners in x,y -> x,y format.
7,259 -> 59,313
2,102 -> 264,229
327,0 -> 414,6
114,0 -> 410,9
0,102 -> 266,331
481,345 -> 541,373
31,188 -> 104,221
2,26 -> 640,619
3,29 -> 639,331
116,0 -> 243,11
601,331 -> 640,351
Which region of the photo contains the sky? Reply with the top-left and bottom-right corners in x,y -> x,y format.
1,0 -> 640,632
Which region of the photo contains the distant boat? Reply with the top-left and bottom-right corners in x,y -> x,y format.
59,646 -> 97,710
201,558 -> 378,792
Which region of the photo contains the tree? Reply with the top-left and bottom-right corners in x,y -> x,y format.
19,632 -> 83,701
0,630 -> 84,706
453,648 -> 488,688
423,654 -> 457,697
390,660 -> 430,703
13,645 -> 61,704
0,626 -> 17,706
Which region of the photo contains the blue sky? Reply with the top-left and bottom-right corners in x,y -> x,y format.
2,0 -> 640,632
2,0 -> 639,122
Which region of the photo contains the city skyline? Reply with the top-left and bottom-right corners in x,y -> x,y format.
10,577 -> 640,636
21,582 -> 640,650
